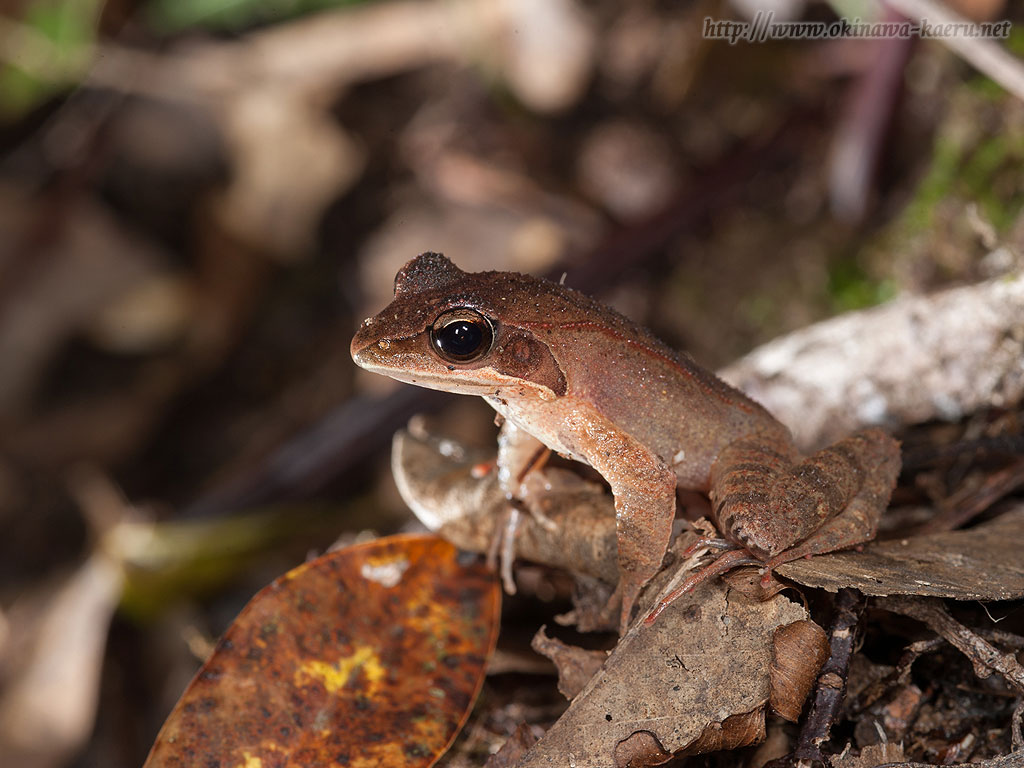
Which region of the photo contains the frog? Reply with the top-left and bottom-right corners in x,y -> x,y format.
350,253 -> 901,632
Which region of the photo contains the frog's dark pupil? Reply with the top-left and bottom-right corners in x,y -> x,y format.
430,310 -> 493,362
437,320 -> 482,357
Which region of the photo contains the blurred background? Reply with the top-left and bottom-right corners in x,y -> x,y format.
0,0 -> 1022,765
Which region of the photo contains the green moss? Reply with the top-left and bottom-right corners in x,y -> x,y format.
143,0 -> 364,34
827,258 -> 897,312
0,0 -> 101,119
894,88 -> 1023,243
902,135 -> 963,235
961,134 -> 1024,231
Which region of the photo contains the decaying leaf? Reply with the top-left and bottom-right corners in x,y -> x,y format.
515,575 -> 809,767
394,423 -> 1024,603
144,534 -> 500,768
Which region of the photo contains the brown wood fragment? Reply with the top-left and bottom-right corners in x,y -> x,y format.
486,723 -> 539,768
776,504 -> 1024,600
530,626 -> 608,701
833,742 -> 906,768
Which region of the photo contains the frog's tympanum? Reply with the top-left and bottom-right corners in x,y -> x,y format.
351,253 -> 900,632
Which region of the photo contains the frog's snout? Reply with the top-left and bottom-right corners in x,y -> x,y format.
349,319 -> 380,367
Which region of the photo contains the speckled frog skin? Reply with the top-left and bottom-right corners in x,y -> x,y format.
351,253 -> 900,631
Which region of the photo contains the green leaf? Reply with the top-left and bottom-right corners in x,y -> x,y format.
143,0 -> 363,35
0,0 -> 103,119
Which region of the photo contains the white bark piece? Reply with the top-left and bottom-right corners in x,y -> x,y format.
720,273 -> 1024,450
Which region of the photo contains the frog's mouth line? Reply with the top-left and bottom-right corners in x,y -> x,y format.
351,352 -> 506,397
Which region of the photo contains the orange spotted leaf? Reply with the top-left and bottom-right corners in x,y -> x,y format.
144,534 -> 500,768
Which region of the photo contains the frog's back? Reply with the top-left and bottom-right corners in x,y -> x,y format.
463,269 -> 783,485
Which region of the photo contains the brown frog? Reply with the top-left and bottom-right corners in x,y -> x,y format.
351,253 -> 900,632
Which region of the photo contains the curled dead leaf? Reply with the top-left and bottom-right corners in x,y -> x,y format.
613,730 -> 672,768
769,619 -> 830,722
678,708 -> 766,756
530,625 -> 607,700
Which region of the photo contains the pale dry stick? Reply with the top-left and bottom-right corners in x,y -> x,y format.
884,0 -> 1024,102
85,1 -> 479,105
0,1 -> 495,109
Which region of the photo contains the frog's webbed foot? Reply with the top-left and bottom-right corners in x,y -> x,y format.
643,548 -> 761,625
517,472 -> 564,533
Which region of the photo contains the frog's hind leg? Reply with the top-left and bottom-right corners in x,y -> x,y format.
712,428 -> 900,560
645,429 -> 900,625
679,534 -> 737,560
758,436 -> 901,581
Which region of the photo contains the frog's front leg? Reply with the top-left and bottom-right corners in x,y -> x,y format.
578,422 -> 677,633
645,428 -> 900,625
488,420 -> 553,594
497,419 -> 551,501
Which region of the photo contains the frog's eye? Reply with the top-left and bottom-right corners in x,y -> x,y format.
430,308 -> 494,363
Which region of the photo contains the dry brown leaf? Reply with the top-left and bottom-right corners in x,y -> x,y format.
515,579 -> 808,767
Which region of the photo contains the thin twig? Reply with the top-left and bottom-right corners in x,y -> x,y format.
875,749 -> 1024,768
876,597 -> 1024,693
793,588 -> 867,765
1013,697 -> 1023,752
885,0 -> 1024,102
